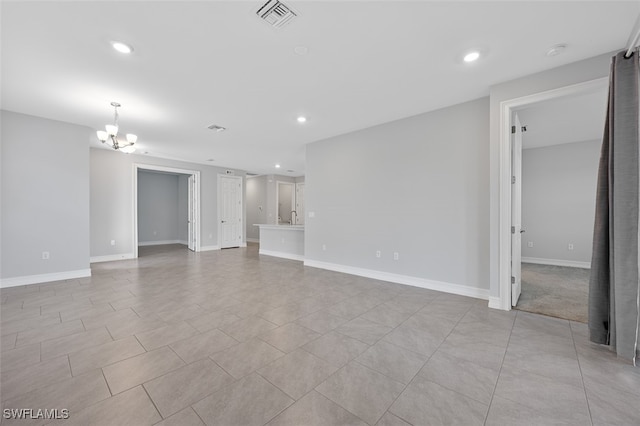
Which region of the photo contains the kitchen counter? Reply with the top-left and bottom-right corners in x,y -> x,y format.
254,224 -> 304,261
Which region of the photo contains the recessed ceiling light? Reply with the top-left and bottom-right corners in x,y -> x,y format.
294,46 -> 309,55
275,164 -> 281,168
546,44 -> 567,57
463,51 -> 480,63
112,41 -> 133,54
297,116 -> 307,123
206,158 -> 215,162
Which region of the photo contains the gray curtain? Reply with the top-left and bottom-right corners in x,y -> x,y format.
589,49 -> 640,365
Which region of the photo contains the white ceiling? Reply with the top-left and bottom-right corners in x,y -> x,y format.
2,1 -> 637,176
518,85 -> 609,149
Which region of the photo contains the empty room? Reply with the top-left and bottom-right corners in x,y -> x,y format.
1,1 -> 639,426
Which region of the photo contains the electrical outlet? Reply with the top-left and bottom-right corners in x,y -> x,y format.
42,251 -> 50,260
153,230 -> 157,236
281,238 -> 285,244
322,244 -> 326,251
393,252 -> 399,260
110,240 -> 116,246
308,212 -> 315,218
527,242 -> 534,248
568,243 -> 574,250
209,233 -> 213,239
376,250 -> 381,258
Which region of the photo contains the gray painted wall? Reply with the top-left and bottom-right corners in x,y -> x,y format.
1,110 -> 90,279
521,140 -> 600,263
137,171 -> 180,244
90,148 -> 246,258
246,175 -> 268,240
305,97 -> 489,291
488,51 -> 613,298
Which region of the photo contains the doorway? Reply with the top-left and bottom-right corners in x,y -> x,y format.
277,181 -> 295,224
133,164 -> 200,258
499,77 -> 608,313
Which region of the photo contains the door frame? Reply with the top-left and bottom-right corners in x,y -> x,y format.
133,163 -> 201,258
217,174 -> 245,248
295,182 -> 305,225
496,77 -> 607,311
276,181 -> 295,224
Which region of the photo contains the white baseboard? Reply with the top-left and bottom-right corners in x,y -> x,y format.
259,249 -> 305,262
138,240 -> 185,247
90,253 -> 136,263
199,245 -> 220,252
488,296 -> 504,310
240,242 -> 247,248
246,238 -> 259,243
1,269 -> 92,288
522,257 -> 591,269
303,259 -> 489,300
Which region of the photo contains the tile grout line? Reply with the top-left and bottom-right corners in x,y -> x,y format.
482,310 -> 517,426
570,322 -> 595,426
141,383 -> 164,420
381,301 -> 474,426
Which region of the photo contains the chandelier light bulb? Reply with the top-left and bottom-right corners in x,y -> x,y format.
126,134 -> 138,144
96,130 -> 108,142
106,124 -> 118,136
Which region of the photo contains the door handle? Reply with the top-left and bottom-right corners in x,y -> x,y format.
520,229 -> 525,233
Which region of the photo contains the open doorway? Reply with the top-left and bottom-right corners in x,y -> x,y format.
277,181 -> 294,224
133,164 -> 200,258
508,84 -> 607,322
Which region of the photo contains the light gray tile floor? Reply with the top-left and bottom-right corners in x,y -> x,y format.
0,243 -> 638,425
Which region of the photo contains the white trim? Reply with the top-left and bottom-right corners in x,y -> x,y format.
240,242 -> 247,248
1,269 -> 92,288
522,257 -> 591,269
246,238 -> 260,243
199,245 -> 221,252
304,259 -> 489,300
488,297 -> 502,310
259,249 -> 305,262
138,240 -> 187,247
90,253 -> 136,263
497,77 -> 608,311
134,164 -> 201,258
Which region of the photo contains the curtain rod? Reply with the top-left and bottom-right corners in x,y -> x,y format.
625,13 -> 640,58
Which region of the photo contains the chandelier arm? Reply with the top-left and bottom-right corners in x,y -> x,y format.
111,134 -> 120,150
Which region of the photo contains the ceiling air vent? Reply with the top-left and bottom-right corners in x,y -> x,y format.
208,124 -> 226,132
256,0 -> 297,29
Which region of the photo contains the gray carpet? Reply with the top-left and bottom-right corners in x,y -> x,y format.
515,263 -> 589,323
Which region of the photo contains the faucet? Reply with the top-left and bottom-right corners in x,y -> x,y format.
291,210 -> 297,225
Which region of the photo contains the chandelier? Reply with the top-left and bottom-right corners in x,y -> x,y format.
96,102 -> 137,153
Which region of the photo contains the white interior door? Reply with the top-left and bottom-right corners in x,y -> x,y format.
188,175 -> 196,251
295,183 -> 305,225
511,113 -> 523,306
220,175 -> 243,248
